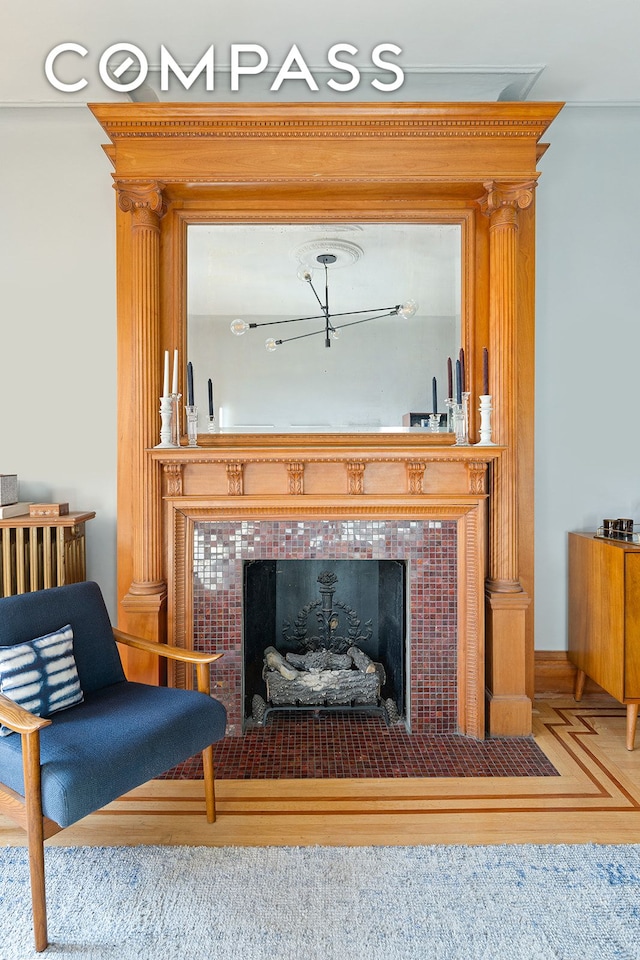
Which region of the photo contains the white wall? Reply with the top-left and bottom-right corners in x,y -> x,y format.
3,102 -> 639,646
0,107 -> 117,617
535,105 -> 640,649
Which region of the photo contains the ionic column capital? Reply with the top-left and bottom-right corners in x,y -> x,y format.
115,180 -> 166,223
479,180 -> 537,224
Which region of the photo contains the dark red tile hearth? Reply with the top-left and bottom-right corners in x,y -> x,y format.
160,713 -> 558,780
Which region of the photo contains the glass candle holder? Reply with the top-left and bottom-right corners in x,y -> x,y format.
185,404 -> 199,447
445,397 -> 456,433
462,392 -> 470,442
453,400 -> 469,445
428,413 -> 440,433
171,394 -> 182,447
207,415 -> 217,434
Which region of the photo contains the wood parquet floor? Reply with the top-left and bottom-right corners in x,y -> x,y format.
2,695 -> 640,848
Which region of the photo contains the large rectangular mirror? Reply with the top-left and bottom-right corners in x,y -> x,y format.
187,222 -> 461,432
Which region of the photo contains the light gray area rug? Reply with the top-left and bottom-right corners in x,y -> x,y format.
0,844 -> 639,960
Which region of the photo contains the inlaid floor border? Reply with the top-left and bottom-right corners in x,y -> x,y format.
2,698 -> 640,847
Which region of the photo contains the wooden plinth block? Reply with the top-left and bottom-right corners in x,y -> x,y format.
485,588 -> 532,736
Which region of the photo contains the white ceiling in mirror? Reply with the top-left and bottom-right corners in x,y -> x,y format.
187,222 -> 461,322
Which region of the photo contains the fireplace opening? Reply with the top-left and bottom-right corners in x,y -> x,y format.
242,559 -> 407,729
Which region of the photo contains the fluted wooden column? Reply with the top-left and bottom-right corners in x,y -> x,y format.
480,180 -> 535,735
481,181 -> 535,590
115,181 -> 167,669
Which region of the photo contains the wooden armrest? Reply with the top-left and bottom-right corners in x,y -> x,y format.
113,628 -> 223,665
0,692 -> 52,735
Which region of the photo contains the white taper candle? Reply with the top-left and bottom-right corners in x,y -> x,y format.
171,349 -> 178,395
162,350 -> 169,397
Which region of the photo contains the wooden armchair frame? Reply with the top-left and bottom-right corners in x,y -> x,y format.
0,630 -> 222,953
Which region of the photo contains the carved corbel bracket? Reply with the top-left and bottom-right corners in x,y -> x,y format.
346,462 -> 365,495
286,462 -> 305,495
406,461 -> 427,495
163,462 -> 185,498
226,463 -> 245,496
466,461 -> 487,495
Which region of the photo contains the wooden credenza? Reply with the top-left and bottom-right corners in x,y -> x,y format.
0,511 -> 95,598
568,531 -> 640,749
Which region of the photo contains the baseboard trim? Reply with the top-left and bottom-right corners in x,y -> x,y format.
534,650 -> 605,697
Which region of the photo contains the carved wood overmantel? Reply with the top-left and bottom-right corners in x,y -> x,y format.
91,101 -> 563,737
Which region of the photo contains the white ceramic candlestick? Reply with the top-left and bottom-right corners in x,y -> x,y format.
155,395 -> 178,448
475,394 -> 496,446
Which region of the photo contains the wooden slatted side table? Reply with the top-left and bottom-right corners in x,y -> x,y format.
0,511 -> 95,598
568,531 -> 640,750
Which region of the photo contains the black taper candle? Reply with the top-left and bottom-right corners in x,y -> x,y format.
432,376 -> 438,414
459,347 -> 465,393
456,359 -> 462,404
187,361 -> 194,406
482,347 -> 489,396
208,378 -> 214,417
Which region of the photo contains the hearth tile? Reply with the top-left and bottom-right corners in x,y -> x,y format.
159,713 -> 557,780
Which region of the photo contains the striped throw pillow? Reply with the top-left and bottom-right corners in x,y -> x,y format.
0,625 -> 84,736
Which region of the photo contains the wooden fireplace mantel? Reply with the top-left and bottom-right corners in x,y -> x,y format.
151,436 -> 501,739
91,100 -> 563,738
149,433 -> 502,499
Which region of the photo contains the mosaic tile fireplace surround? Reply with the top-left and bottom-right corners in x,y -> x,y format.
193,518 -> 457,737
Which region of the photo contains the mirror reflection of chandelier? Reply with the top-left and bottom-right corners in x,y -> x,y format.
230,250 -> 417,351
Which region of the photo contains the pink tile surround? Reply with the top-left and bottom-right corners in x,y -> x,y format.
193,518 -> 457,737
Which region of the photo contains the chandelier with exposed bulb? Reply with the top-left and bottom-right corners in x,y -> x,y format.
230,252 -> 417,351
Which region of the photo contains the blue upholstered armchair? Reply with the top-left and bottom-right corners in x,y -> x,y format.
0,581 -> 227,952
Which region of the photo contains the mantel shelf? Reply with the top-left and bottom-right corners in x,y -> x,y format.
149,437 -> 504,463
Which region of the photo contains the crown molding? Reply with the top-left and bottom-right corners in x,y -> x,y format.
0,65 -> 546,108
